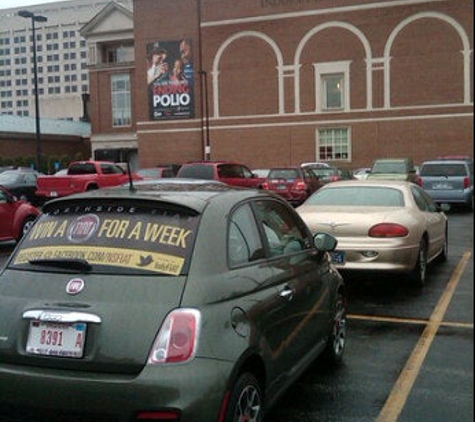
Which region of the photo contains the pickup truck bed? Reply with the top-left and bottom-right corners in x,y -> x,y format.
36,161 -> 139,199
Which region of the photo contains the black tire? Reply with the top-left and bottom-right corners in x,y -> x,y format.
17,215 -> 36,241
438,226 -> 448,262
322,292 -> 347,364
224,372 -> 264,422
409,238 -> 428,287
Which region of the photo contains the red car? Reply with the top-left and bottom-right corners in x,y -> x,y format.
0,186 -> 40,242
177,161 -> 266,189
137,166 -> 177,179
262,167 -> 323,206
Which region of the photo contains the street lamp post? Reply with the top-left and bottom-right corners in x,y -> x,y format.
197,0 -> 211,161
18,10 -> 47,172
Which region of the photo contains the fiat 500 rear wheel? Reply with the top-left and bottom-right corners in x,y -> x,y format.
225,372 -> 263,422
323,292 -> 347,364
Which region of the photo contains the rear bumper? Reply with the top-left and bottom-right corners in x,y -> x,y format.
332,243 -> 419,273
273,190 -> 308,205
425,188 -> 473,205
0,358 -> 232,422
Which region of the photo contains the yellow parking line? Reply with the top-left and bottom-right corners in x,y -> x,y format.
348,314 -> 428,325
376,250 -> 472,422
348,314 -> 474,329
439,321 -> 473,329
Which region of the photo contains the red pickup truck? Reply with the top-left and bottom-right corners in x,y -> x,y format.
36,161 -> 141,199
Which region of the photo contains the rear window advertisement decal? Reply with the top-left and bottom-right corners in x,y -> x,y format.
14,214 -> 195,276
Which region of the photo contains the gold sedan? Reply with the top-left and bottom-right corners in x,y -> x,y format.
297,180 -> 448,287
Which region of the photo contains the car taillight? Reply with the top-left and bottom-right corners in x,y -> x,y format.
147,309 -> 201,365
294,181 -> 308,190
330,176 -> 340,182
369,223 -> 409,237
463,177 -> 470,189
261,181 -> 269,190
416,176 -> 423,186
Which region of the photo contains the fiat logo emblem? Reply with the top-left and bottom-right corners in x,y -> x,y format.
66,278 -> 85,295
67,214 -> 100,243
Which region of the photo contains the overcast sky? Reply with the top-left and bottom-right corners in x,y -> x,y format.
0,0 -> 74,10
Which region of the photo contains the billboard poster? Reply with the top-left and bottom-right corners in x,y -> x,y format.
147,39 -> 195,120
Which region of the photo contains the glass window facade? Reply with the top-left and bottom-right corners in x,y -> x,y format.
111,73 -> 131,127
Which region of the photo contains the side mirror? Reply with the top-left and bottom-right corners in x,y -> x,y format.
313,232 -> 338,252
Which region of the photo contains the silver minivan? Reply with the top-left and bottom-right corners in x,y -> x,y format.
419,159 -> 473,211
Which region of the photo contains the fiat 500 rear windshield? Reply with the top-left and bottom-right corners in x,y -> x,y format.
10,202 -> 200,276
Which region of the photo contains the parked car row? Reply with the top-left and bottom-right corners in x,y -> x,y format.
0,156 -> 470,249
346,156 -> 473,212
169,159 -> 455,288
134,157 -> 473,214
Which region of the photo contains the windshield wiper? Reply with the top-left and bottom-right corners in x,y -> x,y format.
28,258 -> 93,273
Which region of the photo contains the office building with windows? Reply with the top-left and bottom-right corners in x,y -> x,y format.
0,0 -> 131,121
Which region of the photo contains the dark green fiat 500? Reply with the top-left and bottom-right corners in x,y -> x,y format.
0,181 -> 346,422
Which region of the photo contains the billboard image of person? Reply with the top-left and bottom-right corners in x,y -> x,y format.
147,39 -> 195,120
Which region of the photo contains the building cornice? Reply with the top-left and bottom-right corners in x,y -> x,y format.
202,0 -> 446,27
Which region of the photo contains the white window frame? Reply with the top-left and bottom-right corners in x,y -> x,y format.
88,44 -> 97,66
314,61 -> 351,112
316,127 -> 352,162
111,73 -> 131,127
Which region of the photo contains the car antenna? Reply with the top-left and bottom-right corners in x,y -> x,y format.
127,161 -> 136,192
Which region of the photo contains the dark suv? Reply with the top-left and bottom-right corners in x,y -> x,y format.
177,161 -> 266,189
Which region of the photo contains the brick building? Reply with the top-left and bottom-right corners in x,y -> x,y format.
84,0 -> 473,170
0,115 -> 90,173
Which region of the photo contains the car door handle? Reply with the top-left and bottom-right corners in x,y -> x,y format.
280,286 -> 295,301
